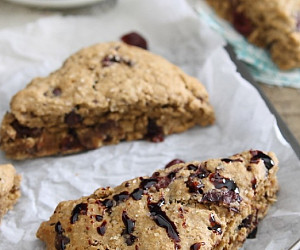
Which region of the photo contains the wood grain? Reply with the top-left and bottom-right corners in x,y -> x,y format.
259,83 -> 300,145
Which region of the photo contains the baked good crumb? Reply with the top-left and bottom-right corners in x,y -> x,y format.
36,150 -> 278,249
0,41 -> 215,160
0,164 -> 21,223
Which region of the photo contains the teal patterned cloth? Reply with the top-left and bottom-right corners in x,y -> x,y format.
192,0 -> 300,88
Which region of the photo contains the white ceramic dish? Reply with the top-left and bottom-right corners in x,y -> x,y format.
5,0 -> 107,9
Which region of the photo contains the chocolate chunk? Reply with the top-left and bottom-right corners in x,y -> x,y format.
54,221 -> 70,250
11,120 -> 42,138
97,221 -> 107,236
64,110 -> 82,127
238,215 -> 253,230
195,166 -> 210,179
187,164 -> 198,171
130,188 -> 143,200
140,178 -> 158,189
70,203 -> 88,224
145,119 -> 164,142
121,32 -> 148,49
95,215 -> 103,222
113,191 -> 130,204
122,211 -> 137,246
247,227 -> 257,239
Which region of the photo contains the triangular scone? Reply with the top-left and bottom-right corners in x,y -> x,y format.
0,42 -> 215,160
37,150 -> 278,249
0,164 -> 21,223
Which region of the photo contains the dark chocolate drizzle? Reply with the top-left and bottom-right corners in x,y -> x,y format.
250,150 -> 274,170
209,173 -> 239,193
148,199 -> 180,243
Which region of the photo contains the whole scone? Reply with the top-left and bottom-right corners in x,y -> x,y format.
206,0 -> 300,70
37,150 -> 279,249
0,41 -> 215,160
0,164 -> 21,223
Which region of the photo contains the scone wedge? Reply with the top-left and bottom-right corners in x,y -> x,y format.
0,42 -> 215,160
0,164 -> 21,223
206,0 -> 300,70
37,150 -> 278,249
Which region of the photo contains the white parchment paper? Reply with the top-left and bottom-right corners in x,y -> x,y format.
0,0 -> 300,249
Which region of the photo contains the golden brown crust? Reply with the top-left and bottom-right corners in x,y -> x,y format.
36,150 -> 278,249
0,164 -> 21,223
0,42 -> 215,160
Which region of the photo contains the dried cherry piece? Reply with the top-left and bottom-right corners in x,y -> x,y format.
186,175 -> 204,194
165,159 -> 185,169
121,32 -> 148,49
233,10 -> 253,36
201,189 -> 242,205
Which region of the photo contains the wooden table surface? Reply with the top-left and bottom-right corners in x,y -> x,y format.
259,83 -> 300,145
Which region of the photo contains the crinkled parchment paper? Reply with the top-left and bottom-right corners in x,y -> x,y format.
0,0 -> 299,249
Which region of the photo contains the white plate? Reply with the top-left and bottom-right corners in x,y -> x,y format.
5,0 -> 107,9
